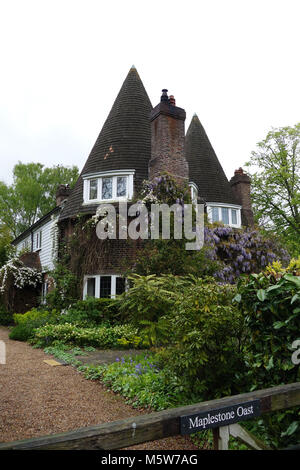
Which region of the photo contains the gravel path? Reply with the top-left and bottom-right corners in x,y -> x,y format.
0,327 -> 198,450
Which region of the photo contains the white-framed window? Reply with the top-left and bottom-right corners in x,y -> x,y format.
189,182 -> 198,205
82,170 -> 135,204
35,230 -> 42,250
207,203 -> 242,228
83,274 -> 127,299
22,239 -> 30,251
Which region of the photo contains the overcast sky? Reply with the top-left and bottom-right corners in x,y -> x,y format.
0,0 -> 299,185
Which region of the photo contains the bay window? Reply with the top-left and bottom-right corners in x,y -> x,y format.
83,274 -> 127,299
207,203 -> 241,228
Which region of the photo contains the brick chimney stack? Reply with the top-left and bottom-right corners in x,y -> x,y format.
56,184 -> 71,206
230,168 -> 254,227
148,89 -> 189,183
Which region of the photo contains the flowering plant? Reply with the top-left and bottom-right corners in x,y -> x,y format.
0,257 -> 42,294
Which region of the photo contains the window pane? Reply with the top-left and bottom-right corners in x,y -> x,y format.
87,278 -> 96,297
116,277 -> 126,295
102,178 -> 113,199
100,276 -> 111,298
117,176 -> 127,197
231,209 -> 237,225
212,207 -> 219,222
89,179 -> 98,200
221,207 -> 229,224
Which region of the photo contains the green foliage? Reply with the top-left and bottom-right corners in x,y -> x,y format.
30,323 -> 138,349
157,277 -> 246,400
58,297 -> 120,326
43,344 -> 86,367
0,223 -> 14,268
79,353 -> 192,410
45,263 -> 79,309
132,173 -> 219,278
235,259 -> 300,386
235,258 -> 300,447
0,306 -> 13,325
115,273 -> 247,400
138,318 -> 170,347
9,308 -> 58,341
245,123 -> 300,256
116,274 -> 178,325
133,238 -> 220,277
0,162 -> 79,238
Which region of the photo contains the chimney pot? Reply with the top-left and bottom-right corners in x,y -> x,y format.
161,89 -> 168,102
169,95 -> 176,106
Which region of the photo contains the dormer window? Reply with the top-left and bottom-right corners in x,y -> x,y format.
83,170 -> 134,204
207,203 -> 242,228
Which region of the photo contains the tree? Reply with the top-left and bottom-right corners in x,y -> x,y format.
0,223 -> 13,268
0,162 -> 79,238
245,123 -> 300,256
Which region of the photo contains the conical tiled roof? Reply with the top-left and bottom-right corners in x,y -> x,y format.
186,114 -> 238,205
60,67 -> 153,220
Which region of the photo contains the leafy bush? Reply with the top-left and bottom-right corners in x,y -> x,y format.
0,307 -> 13,325
9,323 -> 35,342
235,258 -> 300,447
156,277 -> 247,400
30,323 -> 138,349
116,274 -> 192,325
58,297 -> 120,326
45,263 -> 79,309
235,259 -> 300,386
9,308 -> 58,341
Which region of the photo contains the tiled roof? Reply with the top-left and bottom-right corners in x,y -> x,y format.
186,114 -> 238,205
60,66 -> 153,220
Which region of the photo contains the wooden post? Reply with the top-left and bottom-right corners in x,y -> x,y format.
219,426 -> 230,450
213,428 -> 219,450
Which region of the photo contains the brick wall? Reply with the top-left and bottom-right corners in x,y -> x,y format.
230,168 -> 254,227
149,94 -> 189,183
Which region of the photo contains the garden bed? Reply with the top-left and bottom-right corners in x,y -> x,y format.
74,348 -> 148,365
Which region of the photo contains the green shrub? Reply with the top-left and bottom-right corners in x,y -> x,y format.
9,308 -> 58,342
235,259 -> 300,387
116,274 -> 193,325
9,322 -> 35,341
30,323 -> 138,349
234,258 -> 300,448
0,307 -> 13,325
45,263 -> 79,309
156,277 -> 247,400
58,297 -> 120,326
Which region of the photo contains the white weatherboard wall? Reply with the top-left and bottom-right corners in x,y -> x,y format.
15,234 -> 31,255
33,216 -> 58,272
15,215 -> 58,273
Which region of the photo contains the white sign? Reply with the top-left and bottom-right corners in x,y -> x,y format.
0,341 -> 6,364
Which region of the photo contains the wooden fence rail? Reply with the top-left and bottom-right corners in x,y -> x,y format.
0,382 -> 299,450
